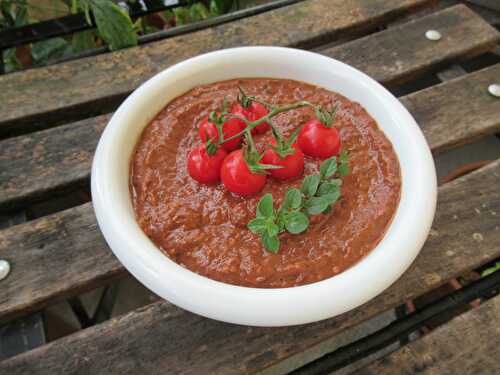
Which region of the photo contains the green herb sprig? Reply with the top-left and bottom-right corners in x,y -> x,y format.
248,151 -> 350,253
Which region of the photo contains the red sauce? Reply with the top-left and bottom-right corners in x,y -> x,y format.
131,78 -> 401,288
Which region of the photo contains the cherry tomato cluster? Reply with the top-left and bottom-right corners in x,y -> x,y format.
187,89 -> 341,196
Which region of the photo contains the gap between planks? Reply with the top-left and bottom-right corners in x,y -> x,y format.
357,293 -> 500,374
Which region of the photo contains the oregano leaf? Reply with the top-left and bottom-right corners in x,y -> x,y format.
339,150 -> 349,163
262,232 -> 280,253
321,191 -> 341,205
267,222 -> 280,237
301,174 -> 320,197
304,197 -> 329,215
320,156 -> 337,179
338,164 -> 350,176
257,194 -> 274,218
285,212 -> 309,234
281,188 -> 302,211
318,180 -> 341,196
247,218 -> 268,234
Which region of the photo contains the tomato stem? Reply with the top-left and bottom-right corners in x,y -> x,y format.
221,101 -> 315,144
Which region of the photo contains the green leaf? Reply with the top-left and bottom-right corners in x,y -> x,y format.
173,6 -> 190,25
267,222 -> 279,237
281,188 -> 302,211
247,217 -> 268,234
301,174 -> 320,197
322,205 -> 332,214
31,37 -> 70,63
163,9 -> 175,23
320,156 -> 337,179
189,3 -> 210,21
285,212 -> 309,234
262,232 -> 280,253
2,48 -> 21,73
257,194 -> 274,218
87,0 -> 138,51
304,197 -> 329,215
318,180 -> 341,196
321,191 -> 341,205
338,150 -> 350,176
482,262 -> 500,277
210,0 -> 233,14
338,164 -> 350,176
72,30 -> 97,53
339,150 -> 349,163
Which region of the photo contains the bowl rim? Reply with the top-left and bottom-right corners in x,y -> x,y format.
91,46 -> 437,326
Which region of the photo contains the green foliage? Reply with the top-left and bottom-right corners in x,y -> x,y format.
79,0 -> 137,51
31,37 -> 70,63
482,262 -> 500,277
72,30 -> 97,52
248,154 -> 350,253
1,0 -> 237,72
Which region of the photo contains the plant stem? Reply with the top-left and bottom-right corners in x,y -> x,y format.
222,101 -> 315,144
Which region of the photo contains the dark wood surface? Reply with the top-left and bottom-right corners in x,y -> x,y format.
358,295 -> 500,374
1,158 -> 499,373
1,61 -> 500,323
0,0 -> 432,136
0,5 -> 498,211
322,5 -> 499,87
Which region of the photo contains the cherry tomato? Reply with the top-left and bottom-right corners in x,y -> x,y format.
298,119 -> 341,159
221,150 -> 267,196
187,144 -> 227,185
231,102 -> 270,135
198,116 -> 245,152
261,140 -> 304,180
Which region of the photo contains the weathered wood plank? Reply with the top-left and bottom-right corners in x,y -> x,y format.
357,295 -> 500,374
323,4 -> 499,87
401,64 -> 500,154
1,157 -> 499,374
2,59 -> 499,212
0,204 -> 123,323
0,115 -> 108,210
0,0 -> 434,136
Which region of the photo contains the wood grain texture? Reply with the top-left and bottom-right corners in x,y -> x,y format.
0,114 -> 109,210
2,59 -> 499,212
0,203 -> 123,323
0,0 -> 434,136
401,63 -> 500,154
357,295 -> 500,374
1,5 -> 499,210
1,156 -> 499,373
322,4 -> 499,87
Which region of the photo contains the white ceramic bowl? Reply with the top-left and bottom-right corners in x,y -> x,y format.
91,46 -> 437,326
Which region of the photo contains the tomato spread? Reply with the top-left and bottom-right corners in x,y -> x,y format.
131,78 -> 401,288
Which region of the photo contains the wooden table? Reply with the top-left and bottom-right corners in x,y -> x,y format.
0,1 -> 499,373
